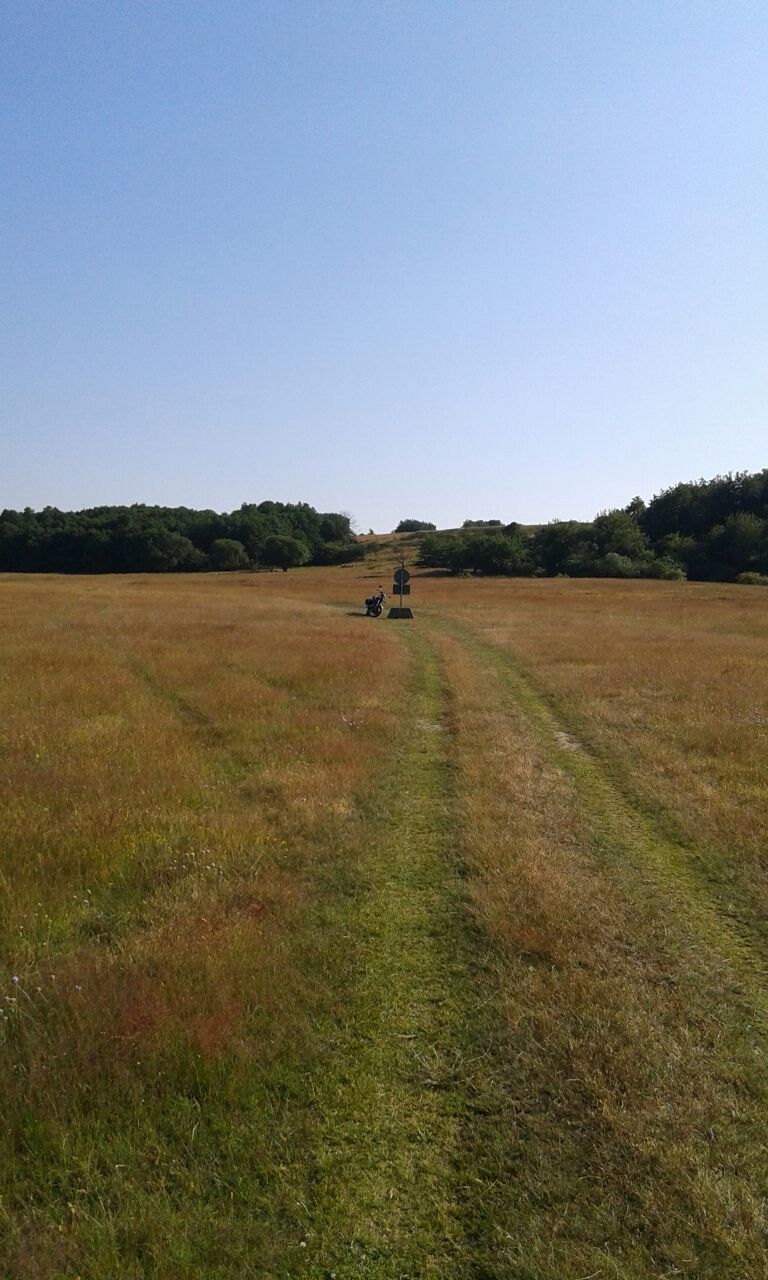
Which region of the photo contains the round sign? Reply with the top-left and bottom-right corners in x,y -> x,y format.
393,567 -> 410,586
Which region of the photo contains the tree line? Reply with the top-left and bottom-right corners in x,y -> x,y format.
417,470 -> 768,583
0,501 -> 364,573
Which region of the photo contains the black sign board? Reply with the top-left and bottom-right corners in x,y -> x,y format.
393,567 -> 410,586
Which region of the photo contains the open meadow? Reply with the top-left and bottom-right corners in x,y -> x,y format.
1,564 -> 768,1278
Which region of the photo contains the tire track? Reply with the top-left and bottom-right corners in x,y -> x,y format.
296,626 -> 494,1279
430,612 -> 768,1025
123,656 -> 263,788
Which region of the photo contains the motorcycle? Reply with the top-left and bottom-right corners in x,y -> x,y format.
364,592 -> 385,617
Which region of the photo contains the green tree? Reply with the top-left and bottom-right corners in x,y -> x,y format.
463,530 -> 532,575
260,534 -> 309,572
319,513 -> 354,543
695,513 -> 767,580
532,522 -> 597,575
209,539 -> 250,570
656,532 -> 697,570
624,495 -> 647,521
593,510 -> 649,559
416,532 -> 447,569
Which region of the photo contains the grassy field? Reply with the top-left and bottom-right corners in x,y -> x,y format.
1,565 -> 767,1277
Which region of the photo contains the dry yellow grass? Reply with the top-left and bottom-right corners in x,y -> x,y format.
417,575 -> 768,929
429,622 -> 768,1275
263,566 -> 768,896
0,572 -> 402,1275
2,564 -> 768,1277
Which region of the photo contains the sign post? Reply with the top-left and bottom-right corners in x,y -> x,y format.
388,560 -> 414,619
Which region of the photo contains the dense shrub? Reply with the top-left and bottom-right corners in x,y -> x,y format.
418,529 -> 532,576
395,519 -> 436,533
209,539 -> 250,571
641,557 -> 685,581
312,541 -> 366,565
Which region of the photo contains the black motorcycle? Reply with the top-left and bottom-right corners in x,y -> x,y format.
364,592 -> 385,617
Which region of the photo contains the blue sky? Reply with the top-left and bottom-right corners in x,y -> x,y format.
2,1 -> 767,531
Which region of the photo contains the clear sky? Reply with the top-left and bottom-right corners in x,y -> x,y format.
2,1 -> 767,532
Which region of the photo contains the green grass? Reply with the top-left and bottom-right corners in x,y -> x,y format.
435,612 -> 768,996
3,572 -> 768,1277
423,609 -> 768,1278
275,627 -> 516,1277
285,628 -> 472,1274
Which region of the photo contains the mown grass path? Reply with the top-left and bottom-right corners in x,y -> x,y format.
287,606 -> 768,1277
292,627 -> 491,1279
435,612 -> 768,1019
421,609 -> 768,1278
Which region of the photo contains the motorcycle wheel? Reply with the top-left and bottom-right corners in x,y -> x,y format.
372,605 -> 382,617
